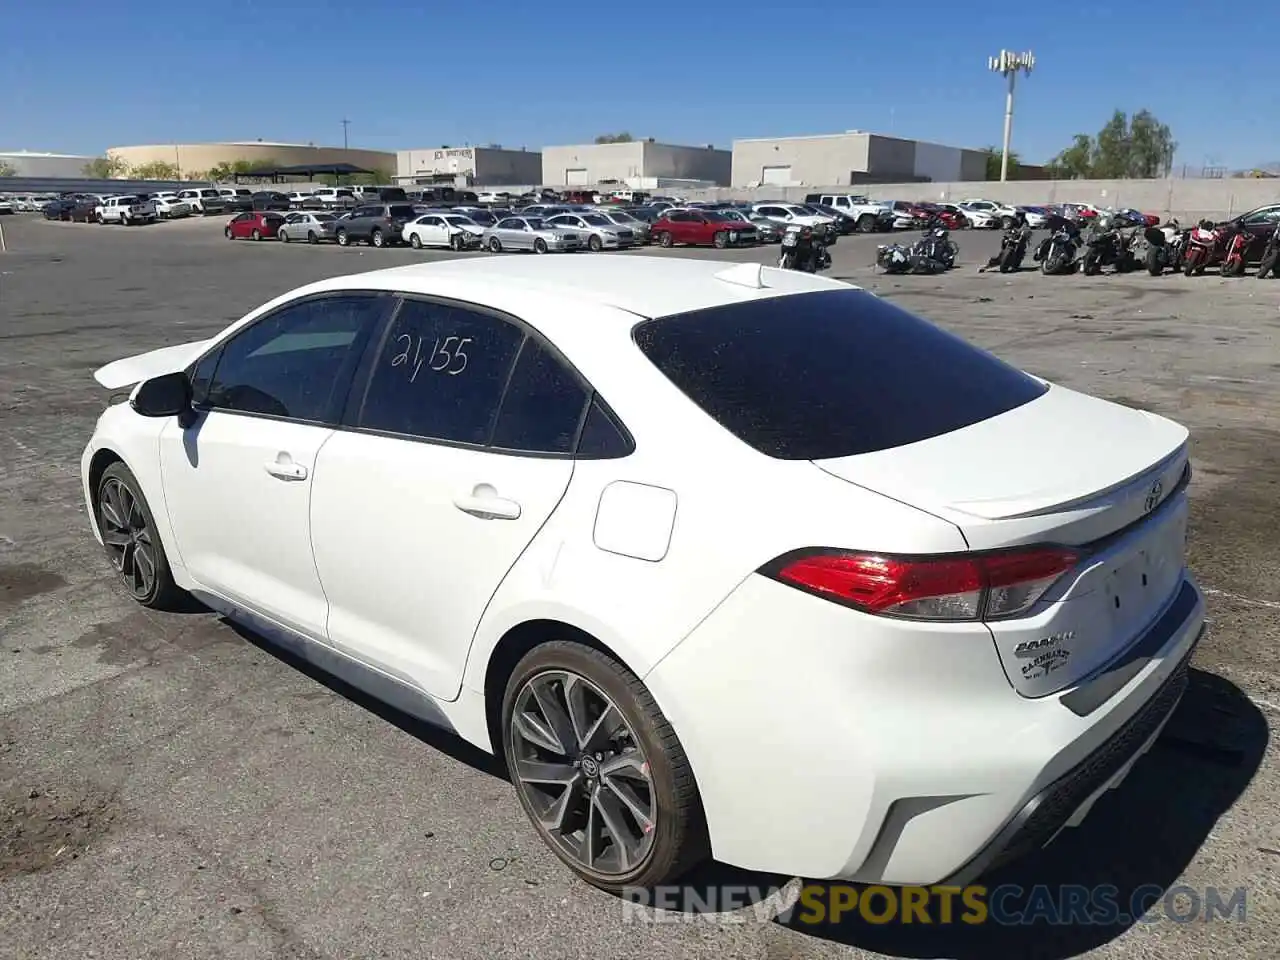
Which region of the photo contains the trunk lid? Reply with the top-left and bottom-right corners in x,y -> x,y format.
814,385 -> 1194,696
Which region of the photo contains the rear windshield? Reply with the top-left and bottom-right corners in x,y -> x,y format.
632,289 -> 1048,460
388,205 -> 418,218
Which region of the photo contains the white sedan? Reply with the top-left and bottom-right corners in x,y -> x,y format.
152,195 -> 192,219
402,212 -> 485,250
81,256 -> 1203,891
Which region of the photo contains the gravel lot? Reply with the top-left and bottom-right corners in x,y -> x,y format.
1,215 -> 1277,960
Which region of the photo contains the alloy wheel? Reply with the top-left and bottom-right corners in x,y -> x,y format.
98,478 -> 158,601
509,670 -> 656,877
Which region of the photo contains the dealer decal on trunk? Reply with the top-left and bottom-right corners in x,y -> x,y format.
1015,631 -> 1075,680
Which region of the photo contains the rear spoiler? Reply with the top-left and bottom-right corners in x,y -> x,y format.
93,338 -> 212,390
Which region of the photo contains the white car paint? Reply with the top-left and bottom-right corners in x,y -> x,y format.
402,213 -> 485,249
81,255 -> 1204,889
152,195 -> 192,219
750,202 -> 836,229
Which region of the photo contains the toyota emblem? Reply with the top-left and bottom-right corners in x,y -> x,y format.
1144,479 -> 1164,513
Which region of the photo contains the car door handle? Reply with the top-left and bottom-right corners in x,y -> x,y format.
264,456 -> 308,481
453,485 -> 521,520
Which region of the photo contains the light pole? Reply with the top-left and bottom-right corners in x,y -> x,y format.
341,118 -> 351,149
987,49 -> 1034,182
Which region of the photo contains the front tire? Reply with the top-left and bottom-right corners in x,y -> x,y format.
856,213 -> 875,233
251,228 -> 261,241
658,231 -> 673,248
534,237 -> 549,254
336,228 -> 349,247
1146,247 -> 1162,276
224,226 -> 233,239
279,229 -> 290,243
712,231 -> 727,249
96,463 -> 187,610
1083,251 -> 1101,276
488,236 -> 503,253
1258,249 -> 1278,278
589,234 -> 603,252
307,231 -> 318,244
502,640 -> 708,892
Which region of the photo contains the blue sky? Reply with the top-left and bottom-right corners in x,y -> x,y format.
3,0 -> 1273,170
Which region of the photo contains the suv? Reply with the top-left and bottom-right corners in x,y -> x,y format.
178,188 -> 228,216
804,194 -> 893,232
95,195 -> 158,225
332,203 -> 420,248
312,187 -> 358,209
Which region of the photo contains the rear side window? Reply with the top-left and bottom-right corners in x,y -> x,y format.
632,289 -> 1048,460
490,339 -> 589,454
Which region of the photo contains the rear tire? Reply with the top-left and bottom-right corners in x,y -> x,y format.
225,227 -> 233,239
307,231 -> 318,244
501,640 -> 709,892
857,213 -> 875,233
1083,251 -> 1101,276
410,232 -> 422,249
371,228 -> 385,248
251,228 -> 261,241
1258,250 -> 1277,278
336,229 -> 349,247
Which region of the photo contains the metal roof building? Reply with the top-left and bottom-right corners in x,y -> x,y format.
731,131 -> 989,187
0,151 -> 97,178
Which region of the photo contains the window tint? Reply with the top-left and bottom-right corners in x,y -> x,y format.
188,346 -> 222,406
490,339 -> 589,453
358,299 -> 523,444
497,218 -> 522,229
204,295 -> 383,422
633,289 -> 1048,460
576,398 -> 632,459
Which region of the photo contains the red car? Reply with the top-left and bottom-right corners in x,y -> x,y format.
225,211 -> 285,241
652,209 -> 759,247
916,202 -> 968,230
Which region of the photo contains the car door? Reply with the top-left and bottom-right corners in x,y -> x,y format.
157,293 -> 391,639
310,296 -> 584,700
423,215 -> 450,245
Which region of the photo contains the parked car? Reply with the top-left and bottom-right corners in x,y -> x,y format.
218,187 -> 253,205
252,191 -> 292,212
152,195 -> 192,219
546,212 -> 636,251
311,187 -> 358,209
482,216 -> 582,253
43,197 -> 97,222
519,204 -> 572,218
750,203 -> 836,232
653,209 -> 759,248
453,207 -> 500,228
277,212 -> 339,244
595,209 -> 652,244
719,208 -> 782,243
958,198 -> 1019,229
1211,202 -> 1280,262
332,203 -> 420,248
82,256 -> 1203,895
96,195 -> 158,225
885,201 -> 932,231
912,202 -> 967,231
178,188 -> 228,216
803,193 -> 893,232
282,191 -> 321,210
402,212 -> 485,250
224,211 -> 285,240
1016,206 -> 1051,228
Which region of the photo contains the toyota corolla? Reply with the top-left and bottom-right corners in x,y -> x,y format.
82,257 -> 1203,892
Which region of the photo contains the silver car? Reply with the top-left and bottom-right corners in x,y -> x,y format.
720,208 -> 781,242
546,212 -> 635,251
596,209 -> 652,244
482,216 -> 582,253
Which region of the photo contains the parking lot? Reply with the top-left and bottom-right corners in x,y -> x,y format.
1,213 -> 1278,960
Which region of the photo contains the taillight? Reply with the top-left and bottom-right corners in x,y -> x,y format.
763,547 -> 1079,621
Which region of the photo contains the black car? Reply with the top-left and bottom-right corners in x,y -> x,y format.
331,203 -> 420,248
43,197 -> 98,222
252,191 -> 292,212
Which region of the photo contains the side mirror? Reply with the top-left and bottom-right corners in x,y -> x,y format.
132,371 -> 193,419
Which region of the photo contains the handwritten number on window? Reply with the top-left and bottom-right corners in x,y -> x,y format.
391,334 -> 471,380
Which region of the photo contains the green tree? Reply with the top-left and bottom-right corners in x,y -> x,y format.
982,146 -> 1020,180
594,132 -> 634,144
0,160 -> 16,177
1044,110 -> 1177,179
131,160 -> 181,180
83,155 -> 131,178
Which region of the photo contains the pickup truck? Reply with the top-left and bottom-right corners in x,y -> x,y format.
803,193 -> 894,232
95,195 -> 158,225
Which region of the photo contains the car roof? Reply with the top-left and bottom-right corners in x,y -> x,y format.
294,255 -> 850,321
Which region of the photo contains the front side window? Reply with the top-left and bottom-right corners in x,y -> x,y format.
202,295 -> 385,422
356,299 -> 524,444
497,218 -> 522,230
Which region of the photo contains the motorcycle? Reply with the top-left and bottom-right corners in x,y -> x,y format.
1219,223 -> 1252,277
875,242 -> 947,274
1257,222 -> 1280,279
1140,220 -> 1186,275
1081,222 -> 1137,275
915,226 -> 959,270
778,225 -> 831,272
993,226 -> 1029,272
1182,222 -> 1220,276
1034,216 -> 1080,274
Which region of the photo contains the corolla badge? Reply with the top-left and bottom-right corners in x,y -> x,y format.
1144,478 -> 1164,513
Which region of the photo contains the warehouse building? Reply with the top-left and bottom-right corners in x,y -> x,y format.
0,150 -> 97,177
108,142 -> 396,179
395,146 -> 541,186
541,140 -> 731,187
731,131 -> 990,187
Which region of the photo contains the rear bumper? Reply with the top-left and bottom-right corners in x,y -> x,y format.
645,573 -> 1205,884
